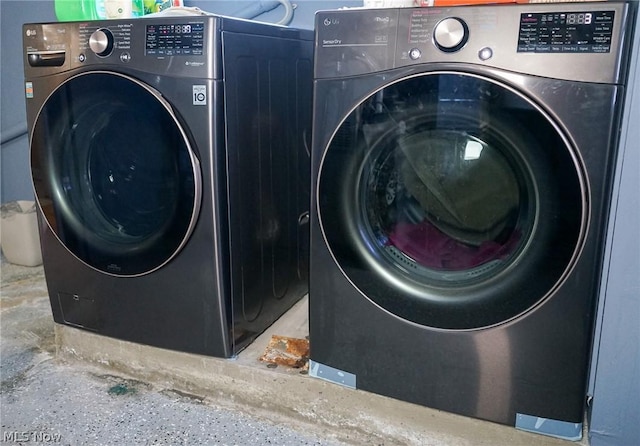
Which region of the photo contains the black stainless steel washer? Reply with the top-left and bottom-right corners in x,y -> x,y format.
23,15 -> 312,357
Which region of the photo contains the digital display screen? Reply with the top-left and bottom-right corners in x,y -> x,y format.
518,10 -> 614,53
566,13 -> 593,25
146,22 -> 205,56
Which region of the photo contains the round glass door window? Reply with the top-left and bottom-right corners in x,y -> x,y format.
317,73 -> 586,329
31,72 -> 201,276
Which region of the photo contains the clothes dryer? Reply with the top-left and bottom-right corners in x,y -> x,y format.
309,3 -> 636,439
23,15 -> 312,357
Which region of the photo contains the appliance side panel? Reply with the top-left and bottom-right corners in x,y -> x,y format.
222,31 -> 312,352
589,14 -> 640,446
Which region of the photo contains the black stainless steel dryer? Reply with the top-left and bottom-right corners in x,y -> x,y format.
309,3 -> 636,439
23,15 -> 312,357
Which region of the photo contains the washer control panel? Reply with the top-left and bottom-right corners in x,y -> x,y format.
23,18 -> 214,79
314,3 -> 631,84
145,23 -> 205,57
80,22 -> 134,59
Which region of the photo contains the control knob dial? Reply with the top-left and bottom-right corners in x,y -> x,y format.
433,17 -> 469,52
89,28 -> 114,57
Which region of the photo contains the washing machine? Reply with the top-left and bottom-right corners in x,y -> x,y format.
23,15 -> 312,358
309,2 -> 636,439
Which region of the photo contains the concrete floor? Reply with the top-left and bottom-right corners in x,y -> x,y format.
1,256 -> 587,445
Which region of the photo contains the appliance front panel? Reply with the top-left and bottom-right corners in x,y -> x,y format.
309,3 -> 631,429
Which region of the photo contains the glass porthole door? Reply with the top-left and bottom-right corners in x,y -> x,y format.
30,72 -> 201,276
317,72 -> 586,329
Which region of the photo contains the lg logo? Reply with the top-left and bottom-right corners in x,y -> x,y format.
25,29 -> 37,37
323,18 -> 340,26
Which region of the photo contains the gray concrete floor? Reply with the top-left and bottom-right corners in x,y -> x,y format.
0,258 -> 344,445
1,256 -> 584,445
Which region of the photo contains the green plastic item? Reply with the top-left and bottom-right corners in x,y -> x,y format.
54,0 -> 99,21
132,0 -> 145,17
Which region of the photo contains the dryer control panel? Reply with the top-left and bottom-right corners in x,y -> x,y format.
314,2 -> 633,84
517,10 -> 615,53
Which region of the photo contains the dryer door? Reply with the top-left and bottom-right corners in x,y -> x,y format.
317,72 -> 587,330
30,72 -> 201,276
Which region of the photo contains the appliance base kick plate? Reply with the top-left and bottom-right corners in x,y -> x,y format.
309,360 -> 356,389
515,413 -> 582,441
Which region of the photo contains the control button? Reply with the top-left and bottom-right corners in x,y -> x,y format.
433,17 -> 469,53
120,52 -> 131,63
89,28 -> 114,57
478,47 -> 493,61
409,48 -> 422,60
78,54 -> 86,63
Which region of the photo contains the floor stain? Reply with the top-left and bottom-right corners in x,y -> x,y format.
107,383 -> 137,396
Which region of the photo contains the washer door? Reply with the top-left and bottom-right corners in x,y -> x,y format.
317,72 -> 586,330
30,72 -> 201,276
